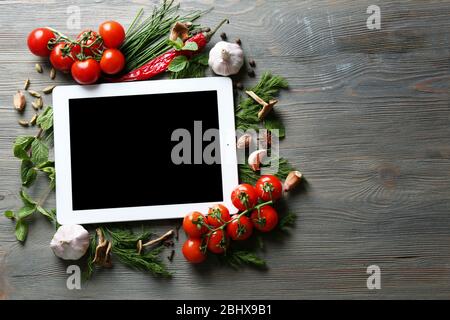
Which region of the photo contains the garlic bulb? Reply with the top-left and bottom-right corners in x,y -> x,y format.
50,225 -> 90,260
208,41 -> 244,76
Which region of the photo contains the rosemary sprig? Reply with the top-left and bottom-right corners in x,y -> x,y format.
121,0 -> 205,72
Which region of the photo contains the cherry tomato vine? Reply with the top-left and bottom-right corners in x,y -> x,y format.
182,175 -> 284,264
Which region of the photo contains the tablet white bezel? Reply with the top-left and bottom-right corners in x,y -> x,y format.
53,77 -> 238,225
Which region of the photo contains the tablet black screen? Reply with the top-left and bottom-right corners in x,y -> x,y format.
68,90 -> 223,211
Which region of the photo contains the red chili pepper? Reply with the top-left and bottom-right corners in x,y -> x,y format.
110,19 -> 228,82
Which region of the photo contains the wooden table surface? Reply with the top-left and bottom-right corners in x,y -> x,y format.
1,0 -> 450,300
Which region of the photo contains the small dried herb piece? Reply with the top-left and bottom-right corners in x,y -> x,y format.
28,90 -> 41,98
14,90 -> 26,112
249,59 -> 256,68
235,38 -> 242,46
23,78 -> 30,90
35,63 -> 43,73
29,114 -> 38,126
18,120 -> 29,127
50,67 -> 56,80
32,97 -> 42,110
220,32 -> 227,40
168,250 -> 175,261
42,85 -> 55,94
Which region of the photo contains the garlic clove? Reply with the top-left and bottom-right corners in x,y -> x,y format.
248,149 -> 267,171
50,225 -> 90,260
14,90 -> 26,112
284,171 -> 303,192
237,134 -> 252,149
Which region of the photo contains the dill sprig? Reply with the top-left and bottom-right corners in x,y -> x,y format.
235,72 -> 289,131
219,250 -> 266,269
85,227 -> 171,279
121,0 -> 205,72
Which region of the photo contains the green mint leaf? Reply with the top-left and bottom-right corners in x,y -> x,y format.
17,205 -> 36,220
37,160 -> 54,169
263,116 -> 286,138
168,38 -> 184,50
42,166 -> 56,187
181,41 -> 198,51
15,220 -> 28,242
4,210 -> 15,219
168,56 -> 188,72
20,160 -> 37,187
13,136 -> 35,160
19,189 -> 37,207
30,139 -> 49,165
36,206 -> 56,222
36,106 -> 53,131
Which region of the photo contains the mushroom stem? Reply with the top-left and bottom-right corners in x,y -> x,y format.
245,91 -> 278,120
142,229 -> 174,247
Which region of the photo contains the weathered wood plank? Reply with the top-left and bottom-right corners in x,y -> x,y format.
1,0 -> 450,299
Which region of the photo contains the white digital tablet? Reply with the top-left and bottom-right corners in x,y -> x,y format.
53,77 -> 238,225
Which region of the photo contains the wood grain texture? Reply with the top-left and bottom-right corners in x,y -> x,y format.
1,0 -> 450,299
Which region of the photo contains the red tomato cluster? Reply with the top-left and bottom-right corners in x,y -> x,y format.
27,21 -> 126,85
182,175 -> 283,264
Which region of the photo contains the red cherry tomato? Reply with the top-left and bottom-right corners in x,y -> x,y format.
27,28 -> 55,57
226,215 -> 253,240
255,175 -> 283,202
231,184 -> 258,211
100,48 -> 125,75
76,30 -> 103,57
206,204 -> 231,228
71,59 -> 101,85
207,229 -> 228,254
50,43 -> 75,72
183,211 -> 208,238
99,21 -> 125,48
182,238 -> 206,264
251,205 -> 279,232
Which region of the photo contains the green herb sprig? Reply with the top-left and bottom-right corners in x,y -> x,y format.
5,106 -> 57,241
85,227 -> 171,279
121,0 -> 205,72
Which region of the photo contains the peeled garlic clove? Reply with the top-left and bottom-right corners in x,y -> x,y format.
14,90 -> 26,112
284,171 -> 303,192
50,225 -> 90,260
208,41 -> 244,76
248,149 -> 267,171
237,134 -> 252,149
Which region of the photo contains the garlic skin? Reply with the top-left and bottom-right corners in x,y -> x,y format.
50,225 -> 90,260
208,41 -> 244,76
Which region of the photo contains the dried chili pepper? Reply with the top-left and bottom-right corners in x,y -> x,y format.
109,19 -> 228,82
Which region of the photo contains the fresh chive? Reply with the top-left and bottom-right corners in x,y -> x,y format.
121,0 -> 205,72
